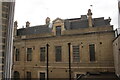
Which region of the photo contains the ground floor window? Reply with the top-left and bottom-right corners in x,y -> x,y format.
39,72 -> 46,80
26,71 -> 31,80
14,71 -> 20,80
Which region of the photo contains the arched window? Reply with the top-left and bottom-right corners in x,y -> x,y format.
14,71 -> 20,80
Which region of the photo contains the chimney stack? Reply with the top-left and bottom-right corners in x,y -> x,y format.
14,21 -> 18,36
87,9 -> 93,27
14,21 -> 18,27
26,21 -> 30,27
46,17 -> 50,25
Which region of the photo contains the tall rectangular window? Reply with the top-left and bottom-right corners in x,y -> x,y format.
15,49 -> 20,61
55,46 -> 62,62
27,48 -> 32,61
119,7 -> 120,15
40,47 -> 45,62
39,72 -> 45,80
56,26 -> 61,36
89,44 -> 95,61
73,46 -> 80,62
26,71 -> 31,80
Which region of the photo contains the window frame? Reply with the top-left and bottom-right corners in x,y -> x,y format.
38,71 -> 46,80
14,71 -> 20,79
89,44 -> 96,62
15,48 -> 20,61
26,71 -> 31,80
40,47 -> 46,62
55,46 -> 62,62
56,26 -> 61,36
72,45 -> 80,62
26,48 -> 32,61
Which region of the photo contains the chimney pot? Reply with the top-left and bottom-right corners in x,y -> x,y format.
46,17 -> 50,25
26,21 -> 30,27
87,9 -> 93,27
14,21 -> 18,27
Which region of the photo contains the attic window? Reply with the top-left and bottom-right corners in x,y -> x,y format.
56,26 -> 61,36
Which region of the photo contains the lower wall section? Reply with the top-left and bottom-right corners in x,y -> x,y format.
12,66 -> 116,79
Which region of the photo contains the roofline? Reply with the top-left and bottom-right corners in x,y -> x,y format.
113,33 -> 120,42
17,24 -> 50,30
16,30 -> 114,40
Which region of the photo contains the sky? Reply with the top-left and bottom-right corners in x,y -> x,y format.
14,0 -> 118,29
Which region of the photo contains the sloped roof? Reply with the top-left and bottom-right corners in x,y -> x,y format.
17,17 -> 111,36
17,25 -> 52,36
64,17 -> 110,30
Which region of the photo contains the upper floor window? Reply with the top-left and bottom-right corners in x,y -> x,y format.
27,48 -> 32,61
55,46 -> 62,62
40,47 -> 45,62
15,49 -> 20,61
89,44 -> 95,61
72,46 -> 80,62
56,26 -> 61,36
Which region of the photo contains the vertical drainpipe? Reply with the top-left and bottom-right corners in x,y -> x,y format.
68,43 -> 71,80
46,44 -> 49,80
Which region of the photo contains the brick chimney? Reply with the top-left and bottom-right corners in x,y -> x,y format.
46,17 -> 50,25
87,9 -> 93,27
14,21 -> 18,36
26,21 -> 30,27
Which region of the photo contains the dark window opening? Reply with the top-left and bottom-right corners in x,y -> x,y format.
2,58 -> 4,64
27,48 -> 32,61
89,44 -> 95,61
40,47 -> 45,62
40,72 -> 45,80
73,46 -> 80,62
26,71 -> 31,80
14,71 -> 20,80
56,26 -> 61,36
55,46 -> 62,62
119,7 -> 120,15
15,49 -> 20,61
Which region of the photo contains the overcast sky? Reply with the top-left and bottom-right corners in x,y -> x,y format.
14,0 -> 118,29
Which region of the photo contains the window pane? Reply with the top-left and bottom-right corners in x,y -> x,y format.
55,46 -> 62,62
89,44 -> 95,61
56,26 -> 61,36
14,71 -> 20,80
27,48 -> 32,61
40,47 -> 45,61
26,71 -> 31,80
73,46 -> 80,62
15,49 -> 20,61
40,72 -> 45,80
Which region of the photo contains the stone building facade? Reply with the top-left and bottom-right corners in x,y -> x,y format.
113,29 -> 120,78
13,10 -> 118,79
0,1 -> 15,79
